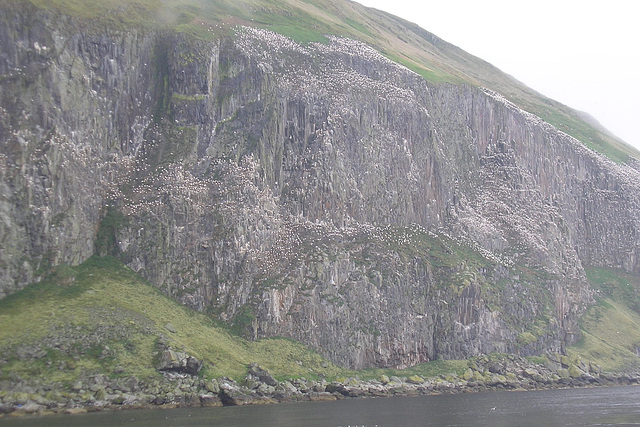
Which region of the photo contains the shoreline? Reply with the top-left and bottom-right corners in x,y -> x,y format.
2,354 -> 640,418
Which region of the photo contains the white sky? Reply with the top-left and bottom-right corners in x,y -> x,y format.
355,0 -> 640,151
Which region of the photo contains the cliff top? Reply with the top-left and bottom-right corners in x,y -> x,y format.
5,0 -> 639,163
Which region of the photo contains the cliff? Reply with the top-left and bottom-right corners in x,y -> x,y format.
1,1 -> 640,370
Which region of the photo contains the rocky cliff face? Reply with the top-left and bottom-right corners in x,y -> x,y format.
1,8 -> 639,369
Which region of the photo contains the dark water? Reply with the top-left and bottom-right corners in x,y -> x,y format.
2,385 -> 640,426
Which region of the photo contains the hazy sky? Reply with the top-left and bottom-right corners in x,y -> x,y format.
355,0 -> 640,151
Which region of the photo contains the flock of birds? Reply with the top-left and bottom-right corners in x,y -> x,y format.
106,25 -> 539,278
8,21 -> 638,298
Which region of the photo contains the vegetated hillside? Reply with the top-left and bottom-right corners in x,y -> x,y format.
0,256 -> 347,382
0,0 -> 639,373
569,267 -> 640,372
0,257 -> 636,391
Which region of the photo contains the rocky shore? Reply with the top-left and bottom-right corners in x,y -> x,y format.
1,354 -> 639,418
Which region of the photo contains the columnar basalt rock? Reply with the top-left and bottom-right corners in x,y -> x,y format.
1,7 -> 639,369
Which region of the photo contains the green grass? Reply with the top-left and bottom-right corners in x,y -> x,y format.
567,267 -> 640,372
383,51 -> 462,84
585,267 -> 640,313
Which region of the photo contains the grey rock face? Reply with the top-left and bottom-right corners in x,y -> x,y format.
1,9 -> 639,369
156,350 -> 203,375
248,363 -> 278,387
0,8 -> 158,296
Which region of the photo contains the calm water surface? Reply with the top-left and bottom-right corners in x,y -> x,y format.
2,385 -> 640,426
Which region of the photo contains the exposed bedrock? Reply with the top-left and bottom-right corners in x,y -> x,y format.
1,13 -> 639,368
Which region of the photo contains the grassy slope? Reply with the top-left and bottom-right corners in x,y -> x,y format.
567,267 -> 640,372
0,257 -> 342,382
0,257 -> 467,383
12,0 -> 638,163
1,256 -> 638,383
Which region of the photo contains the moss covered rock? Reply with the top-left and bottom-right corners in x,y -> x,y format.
407,375 -> 424,384
462,368 -> 474,381
568,365 -> 584,378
